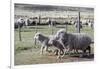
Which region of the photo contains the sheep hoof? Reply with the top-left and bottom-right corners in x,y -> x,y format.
61,54 -> 65,58
57,56 -> 60,59
57,56 -> 61,59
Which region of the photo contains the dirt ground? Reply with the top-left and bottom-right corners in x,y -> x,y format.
15,45 -> 94,65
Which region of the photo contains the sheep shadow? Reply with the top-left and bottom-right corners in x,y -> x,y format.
81,54 -> 94,59
68,54 -> 94,59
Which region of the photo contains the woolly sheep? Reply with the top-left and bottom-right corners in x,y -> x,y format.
34,32 -> 52,55
55,29 -> 92,57
34,32 -> 66,59
48,37 -> 66,59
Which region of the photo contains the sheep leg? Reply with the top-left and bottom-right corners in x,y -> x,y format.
57,49 -> 61,59
86,46 -> 91,56
54,49 -> 58,55
59,41 -> 67,55
83,46 -> 91,56
83,49 -> 86,56
74,49 -> 79,54
61,49 -> 65,58
80,49 -> 87,57
88,46 -> 91,55
65,45 -> 73,56
76,49 -> 79,54
66,48 -> 71,56
44,46 -> 48,53
40,45 -> 45,55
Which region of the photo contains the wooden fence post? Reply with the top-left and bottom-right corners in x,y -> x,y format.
18,23 -> 22,41
38,15 -> 41,25
51,24 -> 53,35
77,11 -> 80,33
65,22 -> 68,33
34,15 -> 41,45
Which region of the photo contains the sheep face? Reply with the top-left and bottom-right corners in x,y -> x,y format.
48,39 -> 54,45
56,29 -> 66,38
34,33 -> 41,40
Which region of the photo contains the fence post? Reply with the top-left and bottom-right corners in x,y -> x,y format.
77,11 -> 80,33
51,24 -> 53,35
51,20 -> 54,35
18,23 -> 22,41
34,15 -> 41,45
65,22 -> 68,33
38,15 -> 41,25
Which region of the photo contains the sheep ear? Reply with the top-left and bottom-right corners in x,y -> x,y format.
38,34 -> 41,36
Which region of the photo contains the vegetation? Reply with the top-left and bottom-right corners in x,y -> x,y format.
15,25 -> 94,65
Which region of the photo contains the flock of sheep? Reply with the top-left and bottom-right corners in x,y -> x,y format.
34,29 -> 93,59
14,17 -> 94,30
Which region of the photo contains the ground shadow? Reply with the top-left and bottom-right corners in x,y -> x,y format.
81,54 -> 94,59
63,54 -> 94,59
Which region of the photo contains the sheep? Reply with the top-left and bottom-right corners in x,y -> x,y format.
88,22 -> 94,29
47,19 -> 56,27
55,29 -> 93,57
74,21 -> 83,29
66,33 -> 92,56
34,32 -> 52,55
14,18 -> 25,29
34,32 -> 66,59
48,37 -> 66,59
